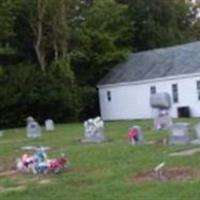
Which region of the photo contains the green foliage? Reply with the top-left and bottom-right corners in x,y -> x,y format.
0,0 -> 15,40
0,0 -> 200,127
71,0 -> 132,85
121,0 -> 195,50
0,64 -> 78,128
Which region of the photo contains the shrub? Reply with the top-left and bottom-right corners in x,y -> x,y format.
0,64 -> 78,128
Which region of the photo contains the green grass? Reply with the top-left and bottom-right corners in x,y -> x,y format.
0,119 -> 200,200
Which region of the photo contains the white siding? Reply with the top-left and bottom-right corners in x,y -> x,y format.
98,75 -> 200,120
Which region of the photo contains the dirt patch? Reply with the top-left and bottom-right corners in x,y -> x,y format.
132,167 -> 199,183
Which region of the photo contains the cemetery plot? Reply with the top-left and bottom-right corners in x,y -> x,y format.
16,147 -> 69,175
1,120 -> 200,199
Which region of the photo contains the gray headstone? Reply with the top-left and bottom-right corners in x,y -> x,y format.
26,117 -> 41,138
191,123 -> 200,144
195,123 -> 200,139
45,119 -> 55,131
82,117 -> 106,143
150,92 -> 171,109
169,123 -> 190,144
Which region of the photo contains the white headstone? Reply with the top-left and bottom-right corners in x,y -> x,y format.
0,131 -> 3,137
26,116 -> 41,138
45,119 -> 55,131
82,116 -> 106,143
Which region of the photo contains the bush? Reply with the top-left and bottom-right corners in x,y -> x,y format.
0,64 -> 78,128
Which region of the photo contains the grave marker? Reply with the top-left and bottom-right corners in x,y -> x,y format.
26,116 -> 41,138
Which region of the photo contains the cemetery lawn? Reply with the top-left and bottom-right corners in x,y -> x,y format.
1,119 -> 200,200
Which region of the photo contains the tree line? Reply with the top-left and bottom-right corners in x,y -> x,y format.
0,0 -> 199,127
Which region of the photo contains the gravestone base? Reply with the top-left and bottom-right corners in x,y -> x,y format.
81,137 -> 106,144
169,135 -> 190,145
191,139 -> 200,145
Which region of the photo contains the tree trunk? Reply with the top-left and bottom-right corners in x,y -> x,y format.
34,0 -> 46,71
54,41 -> 58,63
60,0 -> 67,59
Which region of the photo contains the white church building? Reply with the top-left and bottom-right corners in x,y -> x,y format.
97,41 -> 200,120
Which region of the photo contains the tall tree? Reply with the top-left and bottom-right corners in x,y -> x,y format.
118,0 -> 196,51
0,0 -> 19,54
71,0 -> 133,85
0,0 -> 15,40
14,0 -> 78,72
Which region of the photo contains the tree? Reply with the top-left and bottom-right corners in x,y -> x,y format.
13,0 -> 77,72
0,0 -> 19,54
71,0 -> 133,85
118,0 -> 196,51
0,0 -> 15,40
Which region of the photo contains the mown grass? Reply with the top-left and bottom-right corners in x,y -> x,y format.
0,118 -> 200,200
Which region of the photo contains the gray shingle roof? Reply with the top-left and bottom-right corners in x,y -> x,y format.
98,41 -> 200,86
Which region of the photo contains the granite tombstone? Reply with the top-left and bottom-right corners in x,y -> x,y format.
26,116 -> 41,138
169,123 -> 190,144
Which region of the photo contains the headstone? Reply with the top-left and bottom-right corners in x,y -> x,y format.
128,126 -> 143,144
45,119 -> 55,131
154,109 -> 173,130
82,117 -> 106,143
195,123 -> 200,139
0,131 -> 3,137
150,92 -> 172,130
169,123 -> 190,144
191,123 -> 200,144
150,92 -> 171,109
26,116 -> 41,138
